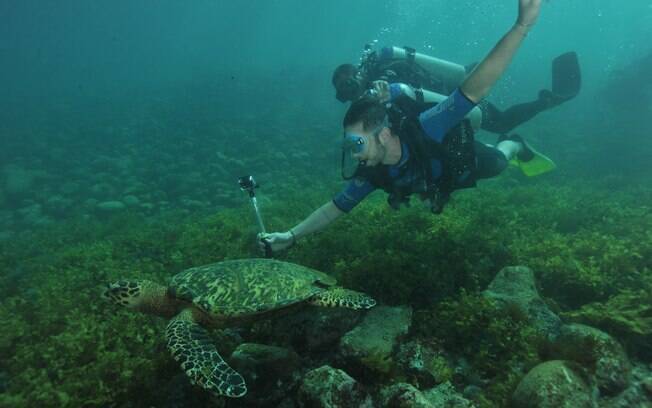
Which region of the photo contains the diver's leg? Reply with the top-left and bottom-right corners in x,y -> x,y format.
480,99 -> 550,134
473,141 -> 509,181
480,52 -> 581,134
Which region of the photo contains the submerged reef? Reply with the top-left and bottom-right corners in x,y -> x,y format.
1,181 -> 651,407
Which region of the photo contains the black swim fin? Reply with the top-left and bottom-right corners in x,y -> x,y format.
552,51 -> 581,100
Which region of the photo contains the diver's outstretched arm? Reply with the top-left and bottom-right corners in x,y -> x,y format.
257,201 -> 344,253
461,0 -> 542,103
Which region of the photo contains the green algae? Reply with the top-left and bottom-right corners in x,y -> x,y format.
1,181 -> 651,406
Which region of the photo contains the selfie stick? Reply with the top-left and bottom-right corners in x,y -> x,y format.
238,175 -> 272,257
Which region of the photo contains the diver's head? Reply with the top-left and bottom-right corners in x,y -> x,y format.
340,97 -> 392,179
333,64 -> 367,103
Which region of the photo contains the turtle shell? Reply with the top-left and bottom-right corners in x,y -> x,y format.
169,258 -> 337,317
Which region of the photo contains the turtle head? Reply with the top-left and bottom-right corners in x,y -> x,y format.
103,279 -> 175,316
103,280 -> 147,308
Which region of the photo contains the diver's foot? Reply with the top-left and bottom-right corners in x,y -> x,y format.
498,133 -> 556,177
497,134 -> 534,162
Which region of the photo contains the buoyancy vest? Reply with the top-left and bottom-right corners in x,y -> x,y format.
357,95 -> 477,214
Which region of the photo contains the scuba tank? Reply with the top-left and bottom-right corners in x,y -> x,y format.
392,83 -> 482,130
379,46 -> 468,90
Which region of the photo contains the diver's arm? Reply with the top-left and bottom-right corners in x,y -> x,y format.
371,80 -> 453,105
387,83 -> 483,130
291,201 -> 344,240
460,0 -> 542,103
258,201 -> 344,253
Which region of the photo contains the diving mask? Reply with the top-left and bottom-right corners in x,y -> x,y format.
341,132 -> 368,180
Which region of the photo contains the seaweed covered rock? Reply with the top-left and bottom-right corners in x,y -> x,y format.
270,307 -> 363,353
395,340 -> 453,388
562,290 -> 652,359
379,383 -> 436,408
483,265 -> 561,339
380,382 -> 474,408
297,365 -> 372,408
551,324 -> 631,396
512,360 -> 594,408
600,363 -> 652,408
339,305 -> 412,374
230,343 -> 301,405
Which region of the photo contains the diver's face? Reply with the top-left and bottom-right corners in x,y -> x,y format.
336,72 -> 366,102
342,122 -> 385,172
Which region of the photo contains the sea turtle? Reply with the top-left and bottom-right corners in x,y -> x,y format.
102,258 -> 375,398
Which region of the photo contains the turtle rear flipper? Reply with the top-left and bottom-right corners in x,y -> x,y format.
166,309 -> 247,398
309,287 -> 376,310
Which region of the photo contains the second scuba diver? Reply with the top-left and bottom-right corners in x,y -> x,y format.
332,42 -> 581,135
260,0 -> 557,254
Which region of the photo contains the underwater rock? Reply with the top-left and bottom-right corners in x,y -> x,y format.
271,307 -> 362,353
552,323 -> 631,396
122,195 -> 140,207
297,365 -> 372,408
44,194 -> 73,217
395,340 -> 453,388
598,362 -> 652,408
423,381 -> 475,407
339,305 -> 412,374
2,165 -> 35,197
230,343 -> 300,405
90,182 -> 116,198
379,382 -> 434,407
180,198 -> 206,210
483,265 -> 562,339
512,360 -> 595,408
60,181 -> 81,195
17,203 -> 52,226
380,382 -> 474,408
96,200 -> 126,213
562,290 -> 652,359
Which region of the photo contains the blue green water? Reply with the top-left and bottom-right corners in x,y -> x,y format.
1,1 -> 651,407
1,1 -> 651,235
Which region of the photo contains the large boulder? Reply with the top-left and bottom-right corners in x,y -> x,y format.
380,382 -> 474,408
297,365 -> 372,408
230,343 -> 300,405
512,360 -> 595,408
562,290 -> 652,359
552,324 -> 631,396
598,363 -> 652,408
339,305 -> 412,373
271,308 -> 363,353
394,340 -> 453,388
483,265 -> 561,339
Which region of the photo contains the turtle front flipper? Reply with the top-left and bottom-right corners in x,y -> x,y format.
309,287 -> 376,310
165,309 -> 247,398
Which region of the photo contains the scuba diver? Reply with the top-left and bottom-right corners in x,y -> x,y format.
332,45 -> 581,135
259,0 -> 557,254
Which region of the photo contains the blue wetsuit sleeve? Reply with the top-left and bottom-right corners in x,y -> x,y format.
332,178 -> 376,213
389,83 -> 403,101
418,88 -> 476,143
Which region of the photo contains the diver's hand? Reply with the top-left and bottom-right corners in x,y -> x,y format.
370,80 -> 391,102
517,0 -> 542,27
257,231 -> 295,253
